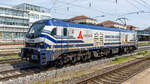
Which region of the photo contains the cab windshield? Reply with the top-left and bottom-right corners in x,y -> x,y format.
27,20 -> 48,38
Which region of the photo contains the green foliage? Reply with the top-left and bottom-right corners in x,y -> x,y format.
112,51 -> 149,64
138,41 -> 150,46
136,50 -> 148,56
112,57 -> 129,63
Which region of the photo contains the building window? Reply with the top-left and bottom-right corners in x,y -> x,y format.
40,15 -> 50,19
0,17 -> 29,26
2,32 -> 12,40
30,13 -> 39,19
0,8 -> 28,18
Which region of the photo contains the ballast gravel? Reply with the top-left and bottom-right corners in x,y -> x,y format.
0,58 -> 114,84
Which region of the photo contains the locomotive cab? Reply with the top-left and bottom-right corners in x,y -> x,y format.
20,20 -> 53,65
20,19 -> 70,65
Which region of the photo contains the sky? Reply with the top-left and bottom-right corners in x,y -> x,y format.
0,0 -> 150,30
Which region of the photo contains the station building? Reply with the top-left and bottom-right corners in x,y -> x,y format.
136,30 -> 150,41
0,3 -> 51,41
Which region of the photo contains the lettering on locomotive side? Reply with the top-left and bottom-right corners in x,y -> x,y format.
83,34 -> 92,38
82,30 -> 93,38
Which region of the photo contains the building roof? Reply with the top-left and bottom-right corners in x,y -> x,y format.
97,20 -> 121,28
68,15 -> 96,21
126,25 -> 137,30
126,25 -> 136,28
70,15 -> 88,20
98,20 -> 120,26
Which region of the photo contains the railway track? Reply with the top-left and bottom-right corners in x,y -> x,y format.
0,66 -> 41,81
0,52 -> 148,83
0,45 -> 149,82
77,57 -> 150,84
0,58 -> 21,64
0,50 -> 20,57
0,43 -> 24,56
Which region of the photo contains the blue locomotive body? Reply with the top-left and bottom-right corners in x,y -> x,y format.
20,18 -> 138,65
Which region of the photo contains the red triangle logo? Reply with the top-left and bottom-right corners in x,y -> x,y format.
77,31 -> 83,39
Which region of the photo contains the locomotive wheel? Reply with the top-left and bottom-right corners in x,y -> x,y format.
126,48 -> 130,54
71,57 -> 77,65
86,55 -> 90,60
104,49 -> 109,56
129,49 -> 132,53
63,56 -> 69,64
77,53 -> 82,61
129,47 -> 134,53
55,59 -> 64,67
76,56 -> 81,61
87,52 -> 91,60
29,57 -> 32,62
82,55 -> 87,62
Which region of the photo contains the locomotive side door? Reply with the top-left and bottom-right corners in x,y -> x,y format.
62,27 -> 69,51
56,27 -> 68,53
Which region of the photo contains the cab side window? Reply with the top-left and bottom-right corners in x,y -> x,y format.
51,28 -> 57,36
63,28 -> 67,36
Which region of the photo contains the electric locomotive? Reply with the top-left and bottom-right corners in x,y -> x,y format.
20,18 -> 138,66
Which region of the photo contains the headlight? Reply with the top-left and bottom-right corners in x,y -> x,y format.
38,48 -> 41,52
40,42 -> 44,46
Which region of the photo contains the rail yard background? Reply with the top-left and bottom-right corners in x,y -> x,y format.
0,0 -> 150,84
